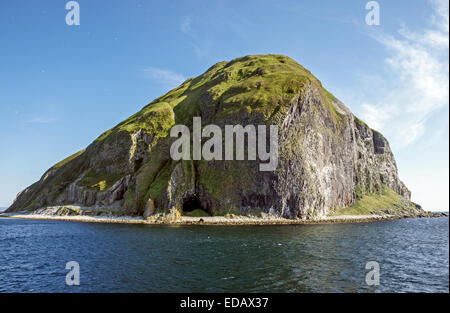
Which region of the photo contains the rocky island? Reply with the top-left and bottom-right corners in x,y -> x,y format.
3,54 -> 441,224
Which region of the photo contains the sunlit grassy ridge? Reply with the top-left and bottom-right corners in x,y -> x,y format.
51,149 -> 86,170
78,169 -> 123,191
332,185 -> 418,216
95,54 -> 341,143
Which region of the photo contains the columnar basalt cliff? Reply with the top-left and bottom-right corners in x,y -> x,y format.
7,55 -> 423,219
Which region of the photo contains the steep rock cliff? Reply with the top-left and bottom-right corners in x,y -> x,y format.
7,55 -> 419,218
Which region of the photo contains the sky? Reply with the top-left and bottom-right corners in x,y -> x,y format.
0,0 -> 448,211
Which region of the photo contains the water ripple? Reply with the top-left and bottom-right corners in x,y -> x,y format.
0,217 -> 448,292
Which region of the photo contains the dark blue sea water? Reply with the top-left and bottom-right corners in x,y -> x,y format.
0,217 -> 448,293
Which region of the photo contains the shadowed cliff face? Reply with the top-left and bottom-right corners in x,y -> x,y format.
7,54 -> 415,218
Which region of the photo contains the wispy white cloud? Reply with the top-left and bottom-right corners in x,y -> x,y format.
180,16 -> 193,35
26,117 -> 57,124
179,16 -> 211,58
141,67 -> 186,89
431,0 -> 449,32
178,12 -> 253,59
360,0 -> 449,148
226,14 -> 253,41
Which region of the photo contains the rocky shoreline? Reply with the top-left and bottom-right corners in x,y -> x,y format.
0,210 -> 447,226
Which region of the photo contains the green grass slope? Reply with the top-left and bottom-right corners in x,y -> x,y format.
332,185 -> 422,216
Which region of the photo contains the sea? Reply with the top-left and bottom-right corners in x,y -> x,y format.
0,216 -> 448,292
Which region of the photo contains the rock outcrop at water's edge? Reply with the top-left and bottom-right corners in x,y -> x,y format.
6,54 -> 426,219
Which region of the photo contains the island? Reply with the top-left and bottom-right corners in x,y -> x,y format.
3,54 -> 444,225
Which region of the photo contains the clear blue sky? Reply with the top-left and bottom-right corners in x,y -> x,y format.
0,0 -> 448,211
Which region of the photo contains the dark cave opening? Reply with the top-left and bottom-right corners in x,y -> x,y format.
182,195 -> 202,212
134,158 -> 143,172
